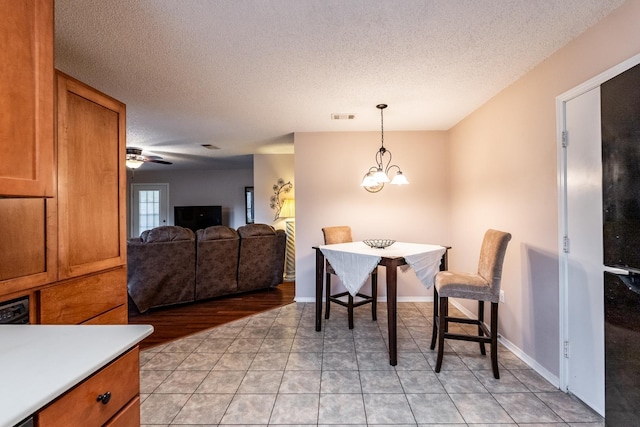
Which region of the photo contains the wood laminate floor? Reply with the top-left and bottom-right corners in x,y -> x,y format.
128,281 -> 295,350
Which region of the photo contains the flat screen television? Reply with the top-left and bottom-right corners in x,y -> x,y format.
602,63 -> 640,273
174,205 -> 222,232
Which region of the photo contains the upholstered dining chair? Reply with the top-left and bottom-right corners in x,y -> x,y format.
430,229 -> 512,379
322,226 -> 377,329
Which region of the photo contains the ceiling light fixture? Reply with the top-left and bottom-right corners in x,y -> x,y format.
125,147 -> 145,169
361,104 -> 409,192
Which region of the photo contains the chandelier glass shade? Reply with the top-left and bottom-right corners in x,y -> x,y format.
125,156 -> 144,169
361,104 -> 408,192
126,147 -> 145,169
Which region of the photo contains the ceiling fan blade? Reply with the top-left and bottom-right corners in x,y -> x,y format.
144,155 -> 164,160
145,159 -> 173,165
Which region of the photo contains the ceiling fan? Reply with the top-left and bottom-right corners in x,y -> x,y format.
125,147 -> 172,169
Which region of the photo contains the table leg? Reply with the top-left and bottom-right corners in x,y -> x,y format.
386,259 -> 399,366
315,248 -> 324,332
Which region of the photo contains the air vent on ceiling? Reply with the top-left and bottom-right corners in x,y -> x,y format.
201,144 -> 221,150
331,113 -> 355,120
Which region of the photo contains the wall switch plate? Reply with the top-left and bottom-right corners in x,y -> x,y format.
499,290 -> 505,303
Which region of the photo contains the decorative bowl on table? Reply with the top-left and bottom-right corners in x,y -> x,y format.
363,239 -> 396,249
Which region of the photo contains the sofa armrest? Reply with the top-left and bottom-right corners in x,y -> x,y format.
127,238 -> 196,312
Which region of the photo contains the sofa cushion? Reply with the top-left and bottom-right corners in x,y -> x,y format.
141,225 -> 194,243
197,225 -> 239,241
237,223 -> 276,238
237,226 -> 286,292
196,226 -> 240,300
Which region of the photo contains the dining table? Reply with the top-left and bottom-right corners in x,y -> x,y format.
314,241 -> 449,366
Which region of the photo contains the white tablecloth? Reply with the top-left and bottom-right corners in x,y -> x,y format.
320,242 -> 447,296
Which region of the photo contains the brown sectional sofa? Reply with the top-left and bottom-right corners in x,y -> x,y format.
196,225 -> 240,300
127,224 -> 286,313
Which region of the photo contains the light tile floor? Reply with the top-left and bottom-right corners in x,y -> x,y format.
139,301 -> 603,426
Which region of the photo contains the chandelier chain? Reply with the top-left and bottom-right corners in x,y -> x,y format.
361,103 -> 408,191
380,106 -> 384,148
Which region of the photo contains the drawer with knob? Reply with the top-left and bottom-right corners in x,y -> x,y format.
36,347 -> 139,427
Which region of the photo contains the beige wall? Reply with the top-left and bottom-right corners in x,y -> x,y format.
253,154 -> 295,230
131,0 -> 640,382
295,131 -> 450,300
448,0 -> 640,377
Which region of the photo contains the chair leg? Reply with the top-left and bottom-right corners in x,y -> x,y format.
491,302 -> 500,379
371,269 -> 378,321
325,273 -> 331,319
430,286 -> 439,350
435,296 -> 447,372
478,300 -> 486,355
348,294 -> 354,329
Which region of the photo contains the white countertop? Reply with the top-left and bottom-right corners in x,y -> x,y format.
0,324 -> 153,427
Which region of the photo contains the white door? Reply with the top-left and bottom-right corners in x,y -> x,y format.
130,183 -> 169,238
564,87 -> 604,415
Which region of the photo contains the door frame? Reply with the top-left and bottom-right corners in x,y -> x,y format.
556,52 -> 640,401
130,183 -> 170,238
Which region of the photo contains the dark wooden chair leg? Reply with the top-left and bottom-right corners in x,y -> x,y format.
430,286 -> 439,350
435,296 -> 447,372
325,273 -> 331,319
491,302 -> 500,379
348,294 -> 354,329
371,269 -> 378,321
324,260 -> 376,329
478,300 -> 486,355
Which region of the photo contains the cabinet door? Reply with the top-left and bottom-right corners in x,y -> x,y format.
56,72 -> 126,279
0,198 -> 56,296
0,0 -> 54,197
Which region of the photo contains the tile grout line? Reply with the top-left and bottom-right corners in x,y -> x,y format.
140,301 -> 603,426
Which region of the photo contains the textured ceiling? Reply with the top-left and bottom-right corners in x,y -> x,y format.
54,0 -> 625,170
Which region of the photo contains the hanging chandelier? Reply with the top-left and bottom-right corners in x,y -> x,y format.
361,104 -> 409,193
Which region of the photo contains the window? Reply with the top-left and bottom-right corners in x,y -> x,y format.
138,190 -> 160,233
245,186 -> 254,224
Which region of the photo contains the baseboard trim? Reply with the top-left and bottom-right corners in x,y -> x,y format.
448,299 -> 560,389
295,296 -> 434,303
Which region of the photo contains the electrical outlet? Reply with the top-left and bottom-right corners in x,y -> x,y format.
499,290 -> 505,303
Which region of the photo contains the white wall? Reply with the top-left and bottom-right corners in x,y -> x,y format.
126,167 -> 252,231
447,0 -> 640,378
295,131 -> 450,301
253,154 -> 295,230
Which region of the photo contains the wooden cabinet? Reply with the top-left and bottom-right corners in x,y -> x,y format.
39,268 -> 128,325
56,71 -> 127,280
0,0 -> 56,296
34,72 -> 128,324
0,0 -> 54,197
0,3 -> 127,326
36,347 -> 140,427
104,397 -> 141,427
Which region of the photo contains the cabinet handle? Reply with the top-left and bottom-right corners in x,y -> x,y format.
96,391 -> 111,405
